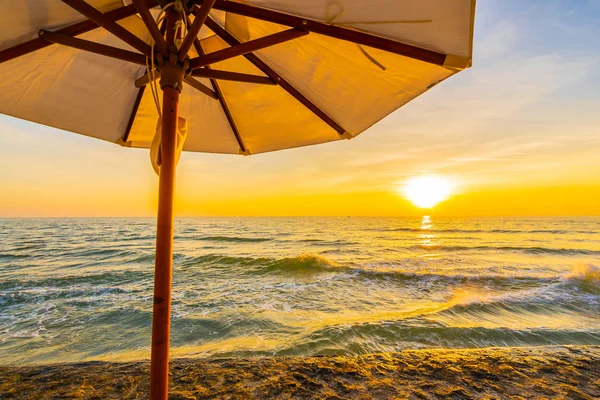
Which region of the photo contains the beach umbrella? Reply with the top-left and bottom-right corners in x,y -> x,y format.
0,0 -> 475,398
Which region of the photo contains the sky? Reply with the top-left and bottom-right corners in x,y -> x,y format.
1,0 -> 599,217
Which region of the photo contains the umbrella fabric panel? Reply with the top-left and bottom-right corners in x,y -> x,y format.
196,34 -> 343,154
246,17 -> 455,137
0,0 -> 125,52
125,77 -> 244,154
238,0 -> 475,58
0,15 -> 150,144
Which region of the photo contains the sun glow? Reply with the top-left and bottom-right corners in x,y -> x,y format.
401,176 -> 452,208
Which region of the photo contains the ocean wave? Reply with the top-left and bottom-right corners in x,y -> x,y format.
89,307 -> 152,328
270,325 -> 600,357
406,244 -> 599,255
9,244 -> 47,251
386,227 -> 596,235
124,253 -> 156,264
0,269 -> 151,292
182,254 -> 271,267
565,263 -> 600,282
346,265 -> 600,307
423,264 -> 600,322
255,254 -> 339,274
0,253 -> 32,260
199,254 -> 597,291
170,315 -> 300,345
69,248 -> 137,258
179,235 -> 272,243
437,287 -> 599,322
0,286 -> 131,307
117,234 -> 155,242
295,238 -> 360,246
179,253 -> 332,273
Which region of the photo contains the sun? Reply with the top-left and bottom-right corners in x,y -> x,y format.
401,176 -> 453,208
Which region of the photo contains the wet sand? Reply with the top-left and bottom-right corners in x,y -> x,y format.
1,346 -> 598,399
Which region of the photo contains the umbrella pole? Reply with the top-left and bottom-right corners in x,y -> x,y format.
150,85 -> 180,400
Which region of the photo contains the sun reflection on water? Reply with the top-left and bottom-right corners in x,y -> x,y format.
418,216 -> 440,255
421,215 -> 432,230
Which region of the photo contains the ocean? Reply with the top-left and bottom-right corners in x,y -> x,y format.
1,217 -> 599,365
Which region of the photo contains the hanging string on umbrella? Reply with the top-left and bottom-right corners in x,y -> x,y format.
147,3 -> 175,117
146,2 -> 188,176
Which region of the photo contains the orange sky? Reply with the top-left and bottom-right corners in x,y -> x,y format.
1,1 -> 599,218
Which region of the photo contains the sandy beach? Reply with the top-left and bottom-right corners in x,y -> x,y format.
1,345 -> 598,399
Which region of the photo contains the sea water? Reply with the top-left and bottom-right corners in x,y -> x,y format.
0,217 -> 599,364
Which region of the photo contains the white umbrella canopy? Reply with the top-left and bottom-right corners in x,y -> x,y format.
0,0 -> 474,155
0,1 -> 475,398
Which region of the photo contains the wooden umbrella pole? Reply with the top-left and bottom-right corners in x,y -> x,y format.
150,86 -> 179,400
150,8 -> 183,399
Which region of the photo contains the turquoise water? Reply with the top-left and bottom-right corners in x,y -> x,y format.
0,217 -> 599,365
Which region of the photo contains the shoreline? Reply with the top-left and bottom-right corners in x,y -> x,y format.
1,346 -> 599,399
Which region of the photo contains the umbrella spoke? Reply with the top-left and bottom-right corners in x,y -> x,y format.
189,28 -> 308,70
123,86 -> 146,143
132,0 -> 169,57
135,70 -> 272,87
135,72 -> 160,88
60,0 -> 152,57
138,69 -> 275,91
183,76 -> 218,99
164,10 -> 181,49
201,0 -> 448,67
190,69 -> 276,85
178,0 -> 216,62
214,81 -> 248,154
205,17 -> 346,136
135,68 -> 277,87
38,30 -> 147,65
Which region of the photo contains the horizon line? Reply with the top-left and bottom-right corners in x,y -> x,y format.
1,215 -> 599,219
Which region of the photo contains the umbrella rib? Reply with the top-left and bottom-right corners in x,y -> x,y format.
203,0 -> 447,67
123,86 -> 146,143
135,72 -> 160,88
59,0 -> 152,57
187,16 -> 248,154
38,30 -> 147,65
205,17 -> 346,136
190,69 -> 276,85
184,76 -> 218,99
178,0 -> 216,62
212,81 -> 248,154
134,69 -> 275,86
0,2 -> 154,65
131,0 -> 168,57
189,28 -> 308,70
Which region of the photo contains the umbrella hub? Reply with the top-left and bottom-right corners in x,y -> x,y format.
157,0 -> 195,15
158,51 -> 189,92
